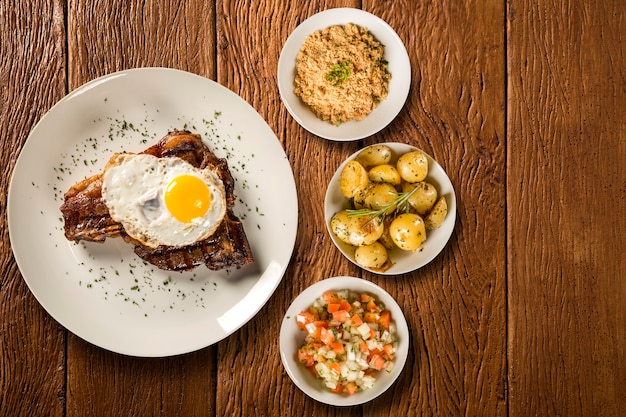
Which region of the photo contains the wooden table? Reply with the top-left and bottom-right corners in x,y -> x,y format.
1,1 -> 624,416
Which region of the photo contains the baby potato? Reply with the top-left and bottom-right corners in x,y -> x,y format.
352,183 -> 373,209
389,213 -> 426,251
354,241 -> 389,269
402,181 -> 438,214
355,145 -> 392,169
368,164 -> 401,185
340,160 -> 369,198
364,183 -> 398,211
397,150 -> 429,183
424,196 -> 448,230
330,210 -> 384,246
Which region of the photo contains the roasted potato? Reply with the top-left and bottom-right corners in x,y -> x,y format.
363,183 -> 398,211
354,241 -> 389,269
339,160 -> 369,198
403,181 -> 438,214
368,164 -> 402,185
424,196 -> 448,230
330,210 -> 384,246
397,150 -> 428,183
352,183 -> 373,209
355,145 -> 392,168
389,213 -> 426,251
330,145 -> 449,270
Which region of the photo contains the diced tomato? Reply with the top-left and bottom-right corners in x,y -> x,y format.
313,320 -> 329,329
297,347 -> 315,367
379,310 -> 392,330
351,313 -> 363,326
364,312 -> 378,323
331,342 -> 345,355
332,309 -> 348,322
295,289 -> 397,396
327,303 -> 340,313
345,381 -> 358,395
311,326 -> 322,341
383,343 -> 395,359
319,327 -> 335,345
323,291 -> 341,304
369,348 -> 383,361
331,384 -> 344,394
366,299 -> 379,312
296,311 -> 314,330
369,352 -> 385,371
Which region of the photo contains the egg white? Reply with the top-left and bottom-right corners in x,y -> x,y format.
101,153 -> 227,248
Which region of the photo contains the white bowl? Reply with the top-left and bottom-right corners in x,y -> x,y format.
324,142 -> 456,275
280,276 -> 409,406
277,8 -> 411,141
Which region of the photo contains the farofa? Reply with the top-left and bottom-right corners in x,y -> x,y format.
294,23 -> 391,125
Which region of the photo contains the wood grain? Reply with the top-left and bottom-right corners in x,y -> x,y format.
362,0 -> 508,416
67,0 -> 216,86
1,1 -> 67,416
1,0 -> 624,416
507,0 -> 626,416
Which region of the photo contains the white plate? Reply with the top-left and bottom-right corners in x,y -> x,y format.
325,143 -> 456,275
7,68 -> 298,357
277,8 -> 411,141
280,276 -> 409,406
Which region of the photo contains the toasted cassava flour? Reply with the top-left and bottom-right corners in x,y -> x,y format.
294,24 -> 391,125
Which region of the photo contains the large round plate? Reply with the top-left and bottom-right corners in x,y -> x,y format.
277,8 -> 411,141
8,68 -> 298,357
325,143 -> 456,275
280,276 -> 409,406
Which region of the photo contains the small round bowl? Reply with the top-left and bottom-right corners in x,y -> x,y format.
324,142 -> 456,275
277,8 -> 411,141
280,276 -> 409,406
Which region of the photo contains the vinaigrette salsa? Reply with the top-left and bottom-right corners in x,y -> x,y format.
295,289 -> 398,395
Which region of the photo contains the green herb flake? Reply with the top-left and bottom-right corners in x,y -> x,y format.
325,61 -> 353,86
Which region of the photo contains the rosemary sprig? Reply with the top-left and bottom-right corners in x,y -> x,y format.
346,185 -> 419,225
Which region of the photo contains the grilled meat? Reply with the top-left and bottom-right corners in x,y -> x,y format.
60,130 -> 253,271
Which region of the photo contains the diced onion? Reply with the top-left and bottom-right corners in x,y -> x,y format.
295,290 -> 398,396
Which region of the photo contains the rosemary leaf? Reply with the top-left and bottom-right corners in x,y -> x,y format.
346,185 -> 420,225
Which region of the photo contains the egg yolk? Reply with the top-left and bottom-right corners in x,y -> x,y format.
165,175 -> 211,223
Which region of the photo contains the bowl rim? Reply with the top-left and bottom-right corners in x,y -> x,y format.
324,142 -> 457,275
279,276 -> 410,406
277,7 -> 412,141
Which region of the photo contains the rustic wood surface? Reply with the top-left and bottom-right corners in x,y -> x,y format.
1,0 -> 624,416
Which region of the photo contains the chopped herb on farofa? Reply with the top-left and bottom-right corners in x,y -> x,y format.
294,23 -> 391,125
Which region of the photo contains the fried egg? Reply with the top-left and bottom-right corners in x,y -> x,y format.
101,153 -> 227,248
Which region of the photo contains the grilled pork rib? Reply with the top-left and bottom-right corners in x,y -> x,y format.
60,130 -> 254,271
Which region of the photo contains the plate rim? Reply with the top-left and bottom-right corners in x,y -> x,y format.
7,67 -> 299,357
